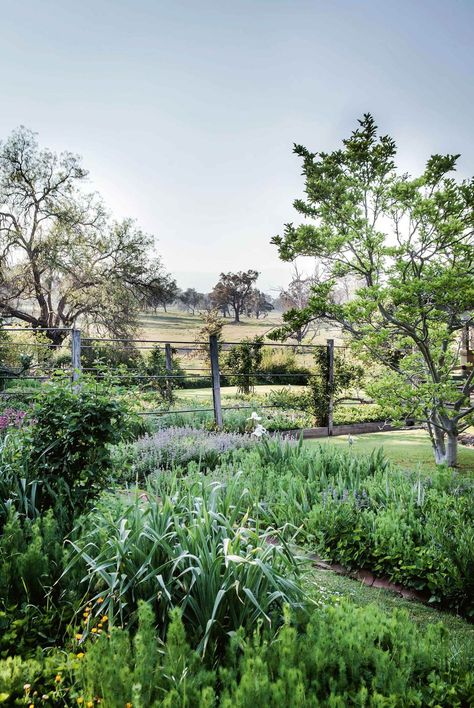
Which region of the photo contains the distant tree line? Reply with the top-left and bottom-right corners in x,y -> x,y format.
142,269 -> 277,323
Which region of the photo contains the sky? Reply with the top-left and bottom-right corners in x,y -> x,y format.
0,0 -> 473,293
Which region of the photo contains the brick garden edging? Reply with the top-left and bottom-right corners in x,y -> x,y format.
284,421 -> 422,439
308,552 -> 429,603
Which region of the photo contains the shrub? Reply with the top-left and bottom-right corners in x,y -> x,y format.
259,347 -> 311,385
0,509 -> 75,657
143,345 -> 185,401
224,438 -> 474,615
22,377 -> 132,522
225,337 -> 264,394
133,427 -> 256,475
17,601 -> 472,706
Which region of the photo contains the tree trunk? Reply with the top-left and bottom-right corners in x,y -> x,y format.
445,430 -> 458,468
429,422 -> 458,467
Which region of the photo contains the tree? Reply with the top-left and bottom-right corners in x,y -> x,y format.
210,270 -> 259,323
278,266 -> 321,343
143,273 -> 178,313
271,114 -> 474,467
179,288 -> 204,315
246,289 -> 274,318
0,126 -> 171,344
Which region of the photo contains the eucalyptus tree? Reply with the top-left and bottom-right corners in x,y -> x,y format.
271,114 -> 474,466
0,126 -> 170,344
210,270 -> 259,322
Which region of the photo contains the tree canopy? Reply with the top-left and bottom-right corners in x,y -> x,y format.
0,127 -> 171,343
271,114 -> 474,466
210,270 -> 259,322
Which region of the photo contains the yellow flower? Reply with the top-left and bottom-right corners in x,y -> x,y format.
101,615 -> 108,623
91,627 -> 97,633
87,702 -> 94,707
77,699 -> 84,705
97,597 -> 104,604
29,704 -> 34,708
55,674 -> 62,683
98,622 -> 103,629
126,703 -> 133,708
75,633 -> 83,641
77,652 -> 85,659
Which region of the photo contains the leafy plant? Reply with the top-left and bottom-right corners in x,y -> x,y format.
67,478 -> 305,655
225,337 -> 264,394
23,376 -> 131,522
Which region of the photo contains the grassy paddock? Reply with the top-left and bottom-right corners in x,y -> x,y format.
307,429 -> 474,475
139,308 -> 342,344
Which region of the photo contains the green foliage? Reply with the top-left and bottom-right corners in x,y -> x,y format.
67,478 -> 305,655
271,113 -> 474,465
143,345 -> 184,401
225,337 -> 264,393
0,509 -> 74,657
224,439 -> 474,615
22,377 -> 131,521
306,347 -> 364,426
259,348 -> 311,385
80,338 -> 143,373
11,602 -> 472,706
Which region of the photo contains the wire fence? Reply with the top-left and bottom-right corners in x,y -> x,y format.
0,327 -> 376,434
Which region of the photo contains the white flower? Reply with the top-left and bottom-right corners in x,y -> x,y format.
348,435 -> 358,445
248,411 -> 262,421
252,423 -> 267,438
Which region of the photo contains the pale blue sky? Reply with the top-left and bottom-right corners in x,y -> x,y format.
1,0 -> 473,292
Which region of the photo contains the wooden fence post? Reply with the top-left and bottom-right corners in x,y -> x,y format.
327,338 -> 334,436
209,334 -> 223,428
165,342 -> 173,403
71,328 -> 82,392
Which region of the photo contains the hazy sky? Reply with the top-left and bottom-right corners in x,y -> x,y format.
1,0 -> 473,292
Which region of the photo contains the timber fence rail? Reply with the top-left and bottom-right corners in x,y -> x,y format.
0,327 -> 377,435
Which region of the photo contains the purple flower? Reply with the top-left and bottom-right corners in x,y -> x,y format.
0,408 -> 26,431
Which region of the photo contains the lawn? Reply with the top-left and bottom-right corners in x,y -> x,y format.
176,384 -> 307,401
308,428 -> 474,475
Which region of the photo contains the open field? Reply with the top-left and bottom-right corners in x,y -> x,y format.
139,308 -> 342,344
308,429 -> 474,475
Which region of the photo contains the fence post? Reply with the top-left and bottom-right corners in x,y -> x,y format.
327,338 -> 334,436
164,342 -> 173,403
71,328 -> 82,391
209,334 -> 223,428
